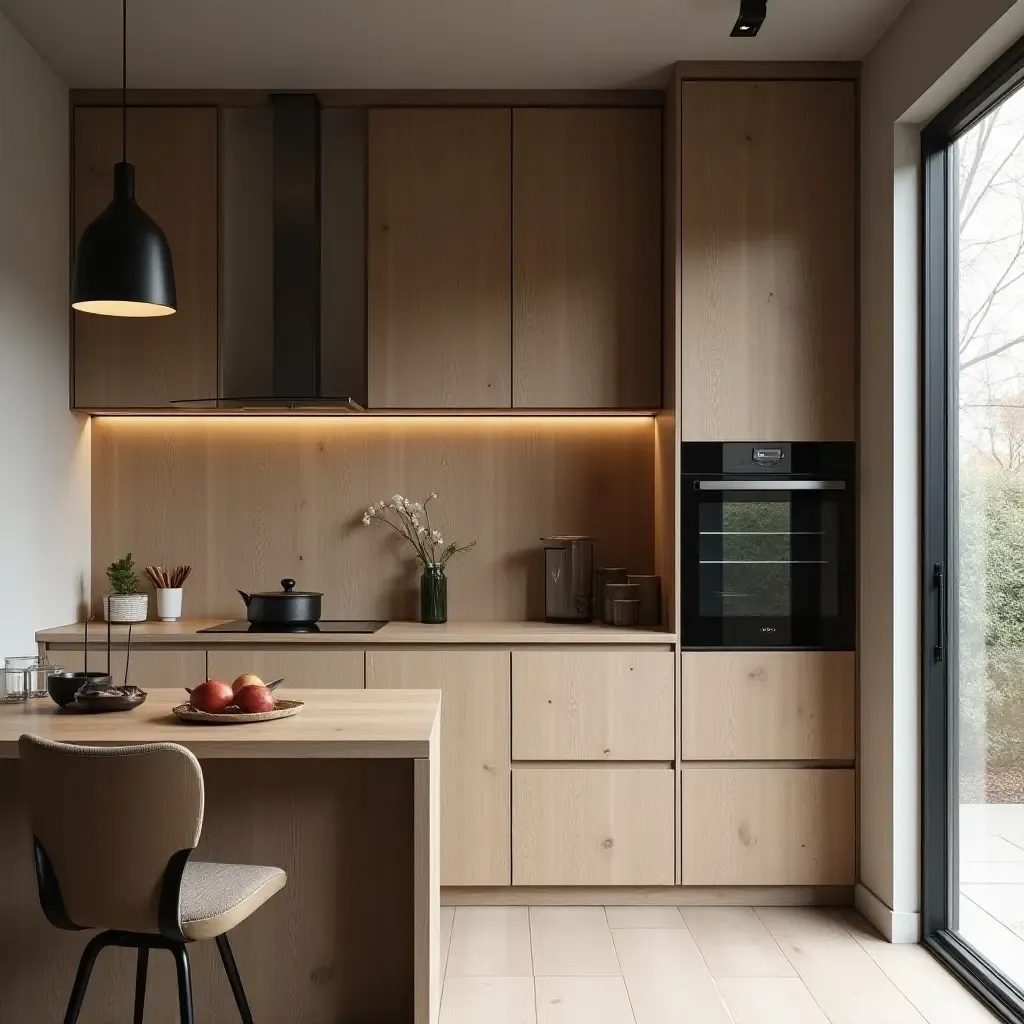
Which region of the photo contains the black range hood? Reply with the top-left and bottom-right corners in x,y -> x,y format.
178,93 -> 366,411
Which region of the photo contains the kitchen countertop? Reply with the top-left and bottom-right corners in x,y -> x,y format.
37,619 -> 676,646
0,688 -> 440,758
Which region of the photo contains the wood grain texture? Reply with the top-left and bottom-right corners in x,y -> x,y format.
73,107 -> 218,409
89,417 -> 654,621
41,620 -> 674,646
656,78 -> 681,636
366,650 -> 511,886
0,757 -> 425,1022
679,81 -> 856,441
207,649 -> 364,689
680,768 -> 855,885
511,651 -> 674,760
654,413 -> 678,637
55,648 -> 206,689
368,108 -> 511,408
442,885 -> 853,906
415,744 -> 441,1022
0,689 -> 440,759
512,108 -> 662,409
680,652 -> 855,760
512,768 -> 675,885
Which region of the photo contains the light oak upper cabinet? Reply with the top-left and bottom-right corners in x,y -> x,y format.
367,108 -> 512,408
679,81 -> 856,441
73,107 -> 218,410
513,108 -> 662,409
366,650 -> 511,885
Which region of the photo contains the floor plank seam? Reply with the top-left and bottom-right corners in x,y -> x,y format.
604,905 -> 640,1024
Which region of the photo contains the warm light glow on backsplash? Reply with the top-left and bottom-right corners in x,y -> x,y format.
92,414 -> 655,437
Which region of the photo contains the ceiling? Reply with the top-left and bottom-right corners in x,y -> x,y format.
0,0 -> 911,90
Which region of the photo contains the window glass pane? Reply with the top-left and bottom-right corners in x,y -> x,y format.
954,85 -> 1024,981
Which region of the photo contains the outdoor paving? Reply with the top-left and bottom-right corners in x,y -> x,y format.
960,803 -> 1024,982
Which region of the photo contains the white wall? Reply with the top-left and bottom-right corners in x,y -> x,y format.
859,0 -> 1024,940
0,12 -> 89,658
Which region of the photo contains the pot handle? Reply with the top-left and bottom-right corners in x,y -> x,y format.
237,590 -> 251,606
281,579 -> 296,592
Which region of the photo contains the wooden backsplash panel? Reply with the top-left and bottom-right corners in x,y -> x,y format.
91,417 -> 655,621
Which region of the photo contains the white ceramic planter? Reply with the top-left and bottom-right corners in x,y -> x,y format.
156,588 -> 183,622
104,594 -> 149,623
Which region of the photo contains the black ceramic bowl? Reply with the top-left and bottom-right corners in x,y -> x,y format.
47,672 -> 112,707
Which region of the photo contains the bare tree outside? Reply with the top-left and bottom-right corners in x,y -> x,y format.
951,83 -> 1024,979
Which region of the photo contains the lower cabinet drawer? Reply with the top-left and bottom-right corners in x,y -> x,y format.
512,651 -> 674,760
680,652 -> 855,760
513,768 -> 675,885
55,649 -> 206,688
680,767 -> 855,885
207,649 -> 364,689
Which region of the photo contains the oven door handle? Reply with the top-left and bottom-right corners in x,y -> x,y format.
694,480 -> 846,491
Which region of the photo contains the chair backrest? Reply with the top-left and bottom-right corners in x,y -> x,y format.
19,734 -> 204,935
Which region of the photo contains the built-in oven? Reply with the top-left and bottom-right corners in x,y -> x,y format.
681,442 -> 855,650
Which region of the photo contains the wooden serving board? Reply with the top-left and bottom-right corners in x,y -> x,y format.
171,699 -> 304,725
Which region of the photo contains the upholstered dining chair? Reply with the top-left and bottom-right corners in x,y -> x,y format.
19,735 -> 287,1024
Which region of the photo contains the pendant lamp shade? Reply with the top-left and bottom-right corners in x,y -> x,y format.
70,0 -> 176,317
72,163 -> 176,317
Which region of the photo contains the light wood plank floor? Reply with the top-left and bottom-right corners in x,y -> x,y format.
438,905 -> 1001,1023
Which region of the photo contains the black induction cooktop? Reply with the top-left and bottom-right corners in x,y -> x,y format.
199,620 -> 388,635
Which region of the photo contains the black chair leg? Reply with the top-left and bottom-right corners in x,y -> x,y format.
171,942 -> 194,1024
133,946 -> 149,1024
216,933 -> 255,1024
62,932 -> 109,1024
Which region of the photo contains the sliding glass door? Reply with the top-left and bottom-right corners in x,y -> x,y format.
923,34 -> 1024,1019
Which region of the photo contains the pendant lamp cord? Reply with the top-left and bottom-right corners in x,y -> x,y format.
121,0 -> 127,164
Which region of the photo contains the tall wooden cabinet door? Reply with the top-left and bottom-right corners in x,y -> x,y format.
73,107 -> 218,409
679,81 -> 856,441
367,109 -> 512,408
512,108 -> 662,409
365,650 -> 511,885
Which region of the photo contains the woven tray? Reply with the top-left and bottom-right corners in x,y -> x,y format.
171,699 -> 304,725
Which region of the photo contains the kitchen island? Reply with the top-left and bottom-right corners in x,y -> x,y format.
0,689 -> 440,1023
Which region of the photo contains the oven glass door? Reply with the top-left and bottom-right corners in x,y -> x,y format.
682,479 -> 854,648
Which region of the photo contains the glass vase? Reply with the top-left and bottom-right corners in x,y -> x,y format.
420,563 -> 448,624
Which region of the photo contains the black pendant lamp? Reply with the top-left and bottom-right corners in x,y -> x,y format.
71,0 -> 176,317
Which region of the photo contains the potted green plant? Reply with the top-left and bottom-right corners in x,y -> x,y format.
362,493 -> 475,624
104,553 -> 149,623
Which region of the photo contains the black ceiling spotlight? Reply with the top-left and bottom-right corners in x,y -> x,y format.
731,0 -> 767,37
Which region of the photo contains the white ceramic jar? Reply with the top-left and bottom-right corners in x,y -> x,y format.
155,588 -> 183,622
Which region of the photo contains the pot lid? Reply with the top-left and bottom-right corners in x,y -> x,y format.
249,579 -> 323,599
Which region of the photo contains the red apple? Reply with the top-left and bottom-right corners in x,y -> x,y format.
232,672 -> 266,695
190,679 -> 234,713
235,685 -> 275,714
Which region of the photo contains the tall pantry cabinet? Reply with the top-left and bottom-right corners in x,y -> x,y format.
678,80 -> 856,442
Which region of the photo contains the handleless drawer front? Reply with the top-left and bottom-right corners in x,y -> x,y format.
680,768 -> 855,885
512,651 -> 674,760
680,652 -> 854,760
207,650 -> 364,689
367,650 -> 511,886
56,649 -> 206,688
513,768 -> 675,885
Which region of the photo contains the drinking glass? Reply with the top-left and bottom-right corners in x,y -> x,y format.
1,657 -> 33,702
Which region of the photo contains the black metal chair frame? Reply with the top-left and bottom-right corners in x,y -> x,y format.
34,838 -> 256,1024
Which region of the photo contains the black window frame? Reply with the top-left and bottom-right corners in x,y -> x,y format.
921,31 -> 1024,1024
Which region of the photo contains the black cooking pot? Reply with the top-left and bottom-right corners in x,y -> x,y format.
237,579 -> 322,626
